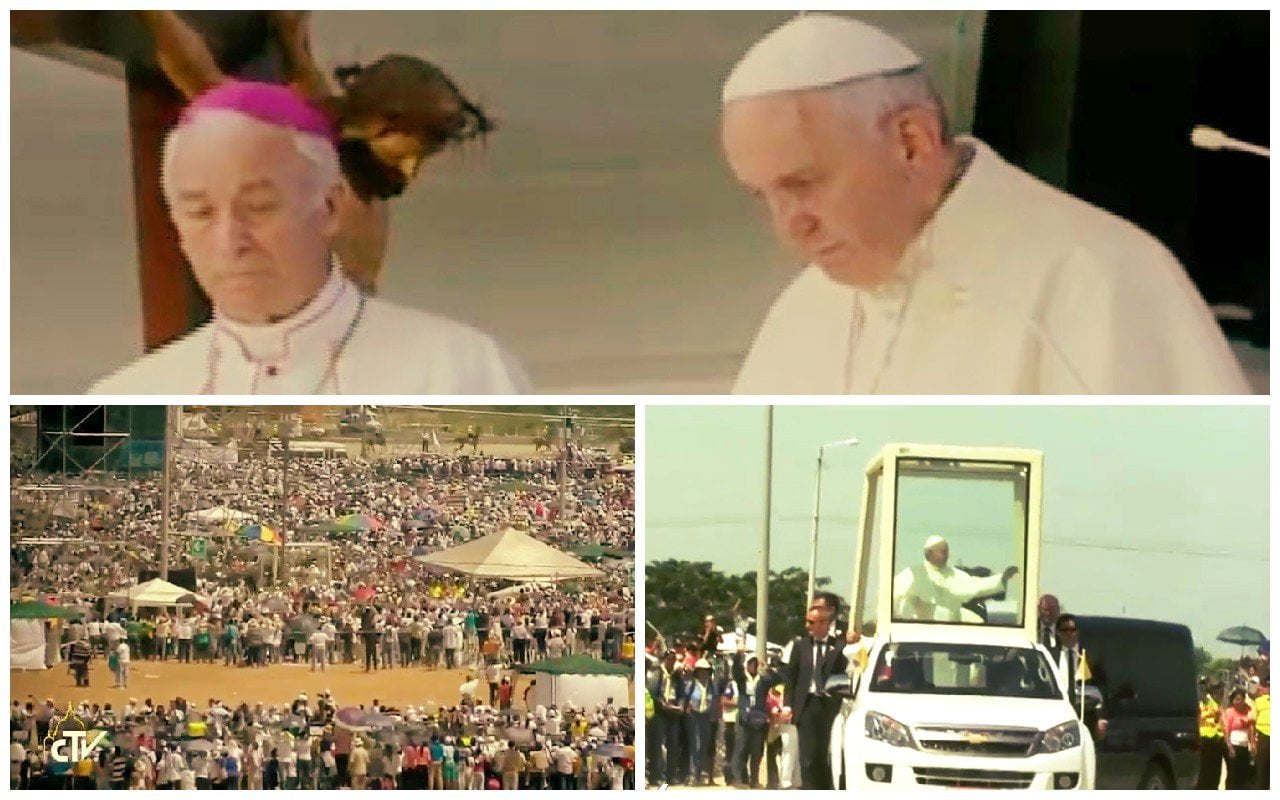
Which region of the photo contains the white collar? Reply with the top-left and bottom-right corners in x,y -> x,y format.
211,264 -> 358,364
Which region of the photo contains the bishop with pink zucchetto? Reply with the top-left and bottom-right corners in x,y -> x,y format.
91,81 -> 528,395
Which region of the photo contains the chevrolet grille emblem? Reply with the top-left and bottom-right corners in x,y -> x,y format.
965,733 -> 990,745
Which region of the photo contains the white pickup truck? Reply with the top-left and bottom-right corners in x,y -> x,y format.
825,443 -> 1095,790
828,629 -> 1094,789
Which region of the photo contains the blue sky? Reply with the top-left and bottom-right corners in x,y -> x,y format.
645,405 -> 1270,656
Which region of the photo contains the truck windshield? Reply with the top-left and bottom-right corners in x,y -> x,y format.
870,642 -> 1061,700
891,457 -> 1030,628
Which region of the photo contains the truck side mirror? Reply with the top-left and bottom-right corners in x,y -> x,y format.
823,672 -> 855,699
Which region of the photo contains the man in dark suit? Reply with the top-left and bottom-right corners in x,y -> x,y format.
1046,613 -> 1107,740
784,604 -> 848,789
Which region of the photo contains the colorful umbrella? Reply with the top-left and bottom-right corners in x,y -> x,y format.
335,514 -> 383,532
236,524 -> 280,544
335,707 -> 370,731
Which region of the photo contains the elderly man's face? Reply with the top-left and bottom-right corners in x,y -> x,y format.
925,542 -> 949,568
167,118 -> 340,324
722,90 -> 930,288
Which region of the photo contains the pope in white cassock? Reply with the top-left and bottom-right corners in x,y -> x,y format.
723,14 -> 1250,395
893,536 -> 1018,623
90,81 -> 529,395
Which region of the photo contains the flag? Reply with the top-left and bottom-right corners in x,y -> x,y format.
1078,649 -> 1092,683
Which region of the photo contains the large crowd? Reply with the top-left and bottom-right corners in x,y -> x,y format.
11,445 -> 635,790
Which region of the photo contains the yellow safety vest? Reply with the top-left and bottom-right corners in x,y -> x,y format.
1255,693 -> 1270,737
692,681 -> 712,713
1199,698 -> 1223,739
661,667 -> 677,703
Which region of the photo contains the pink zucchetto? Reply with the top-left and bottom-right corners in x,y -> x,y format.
180,80 -> 338,147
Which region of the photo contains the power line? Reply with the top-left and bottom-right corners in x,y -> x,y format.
383,406 -> 635,425
646,515 -> 1268,561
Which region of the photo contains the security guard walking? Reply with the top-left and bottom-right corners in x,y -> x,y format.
1196,679 -> 1226,790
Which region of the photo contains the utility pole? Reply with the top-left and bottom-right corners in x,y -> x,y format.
807,437 -> 860,606
160,404 -> 175,580
278,412 -> 290,586
757,406 -> 773,665
558,406 -> 570,521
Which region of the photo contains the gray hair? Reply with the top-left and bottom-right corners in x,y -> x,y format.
160,108 -> 343,210
823,67 -> 953,145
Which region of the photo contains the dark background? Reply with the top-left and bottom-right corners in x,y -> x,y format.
975,11 -> 1268,345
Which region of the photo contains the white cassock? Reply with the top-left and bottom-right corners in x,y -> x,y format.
89,266 -> 530,394
892,562 -> 1007,623
733,137 -> 1250,395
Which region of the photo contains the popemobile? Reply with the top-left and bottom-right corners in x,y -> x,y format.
826,443 -> 1097,790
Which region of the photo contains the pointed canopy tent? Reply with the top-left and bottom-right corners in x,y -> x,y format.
415,527 -> 604,581
106,578 -> 196,610
10,600 -> 84,620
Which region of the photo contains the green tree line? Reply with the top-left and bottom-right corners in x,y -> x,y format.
645,559 -> 833,651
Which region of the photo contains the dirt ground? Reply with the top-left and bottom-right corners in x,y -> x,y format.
11,659 -> 495,711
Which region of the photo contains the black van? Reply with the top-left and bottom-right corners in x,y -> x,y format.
1075,616 -> 1199,789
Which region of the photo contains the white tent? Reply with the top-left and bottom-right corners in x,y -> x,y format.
187,506 -> 255,524
10,620 -> 46,670
528,674 -> 631,711
107,578 -> 195,611
417,527 -> 604,581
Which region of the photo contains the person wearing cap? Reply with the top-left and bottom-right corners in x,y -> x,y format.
89,80 -> 529,395
138,11 -> 494,296
1251,671 -> 1269,789
348,736 -> 370,790
729,637 -> 771,788
893,535 -> 1018,622
680,658 -> 717,785
723,13 -> 1248,396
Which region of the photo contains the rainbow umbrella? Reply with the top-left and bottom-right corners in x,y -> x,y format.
335,514 -> 383,532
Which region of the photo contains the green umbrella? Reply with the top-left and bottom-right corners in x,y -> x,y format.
10,600 -> 84,620
569,544 -> 632,561
516,654 -> 632,677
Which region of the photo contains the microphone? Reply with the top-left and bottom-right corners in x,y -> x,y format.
1191,125 -> 1270,158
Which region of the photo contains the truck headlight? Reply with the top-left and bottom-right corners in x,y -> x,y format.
864,711 -> 917,749
1033,720 -> 1082,754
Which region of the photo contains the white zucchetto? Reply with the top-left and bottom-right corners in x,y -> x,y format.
723,13 -> 923,104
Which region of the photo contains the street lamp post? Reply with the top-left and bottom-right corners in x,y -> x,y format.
806,437 -> 861,609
